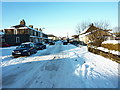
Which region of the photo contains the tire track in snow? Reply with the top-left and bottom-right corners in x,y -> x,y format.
28,42 -> 69,88
2,43 -> 62,88
19,42 -> 65,88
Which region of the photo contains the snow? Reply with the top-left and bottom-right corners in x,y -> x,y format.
4,26 -> 42,33
27,26 -> 42,33
18,27 -> 28,29
80,26 -> 90,35
79,32 -> 91,38
79,29 -> 100,38
89,46 -> 120,55
97,47 -> 120,55
1,41 -> 119,88
102,40 -> 120,44
79,29 -> 112,39
0,32 -> 4,35
30,36 -> 42,38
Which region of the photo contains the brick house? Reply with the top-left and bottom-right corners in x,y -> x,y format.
3,19 -> 47,46
79,23 -> 115,46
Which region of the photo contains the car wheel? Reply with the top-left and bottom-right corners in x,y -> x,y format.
44,46 -> 46,49
13,55 -> 18,58
27,52 -> 31,56
34,50 -> 37,53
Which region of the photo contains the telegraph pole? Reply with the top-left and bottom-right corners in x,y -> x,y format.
67,32 -> 69,43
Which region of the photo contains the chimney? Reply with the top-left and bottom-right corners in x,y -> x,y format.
39,28 -> 42,31
20,19 -> 26,26
29,25 -> 33,28
90,23 -> 94,26
34,28 -> 38,30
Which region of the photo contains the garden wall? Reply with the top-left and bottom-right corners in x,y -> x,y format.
88,46 -> 120,63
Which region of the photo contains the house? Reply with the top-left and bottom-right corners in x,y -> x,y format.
113,32 -> 120,40
71,35 -> 79,41
79,23 -> 114,46
42,33 -> 48,43
47,34 -> 57,41
3,19 -> 47,46
0,30 -> 5,43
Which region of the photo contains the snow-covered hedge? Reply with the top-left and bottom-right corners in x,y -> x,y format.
101,40 -> 120,52
102,40 -> 120,44
88,46 -> 120,63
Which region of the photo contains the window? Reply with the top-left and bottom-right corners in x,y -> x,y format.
30,43 -> 34,47
14,29 -> 17,34
2,38 -> 5,42
36,32 -> 38,36
29,37 -> 32,42
34,31 -> 36,36
16,37 -> 20,43
18,44 -> 30,48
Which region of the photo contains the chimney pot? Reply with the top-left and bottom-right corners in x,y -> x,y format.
29,25 -> 33,28
34,28 -> 38,30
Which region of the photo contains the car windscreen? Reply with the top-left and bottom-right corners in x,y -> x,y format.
17,44 -> 30,48
36,43 -> 43,45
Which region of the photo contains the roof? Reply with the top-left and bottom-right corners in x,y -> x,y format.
80,25 -> 100,35
5,25 -> 42,33
12,24 -> 25,28
80,26 -> 90,35
71,35 -> 79,38
21,42 -> 33,44
26,26 -> 42,33
79,29 -> 113,38
47,34 -> 56,37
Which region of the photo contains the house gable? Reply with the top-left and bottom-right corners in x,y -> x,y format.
85,25 -> 99,33
81,24 -> 100,34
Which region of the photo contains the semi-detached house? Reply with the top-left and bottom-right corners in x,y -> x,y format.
3,19 -> 47,46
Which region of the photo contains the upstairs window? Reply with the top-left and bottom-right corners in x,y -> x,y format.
14,29 -> 17,34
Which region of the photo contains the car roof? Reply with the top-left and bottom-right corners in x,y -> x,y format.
22,42 -> 33,44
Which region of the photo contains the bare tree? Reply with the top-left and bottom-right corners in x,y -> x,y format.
75,20 -> 110,34
94,20 -> 110,30
75,21 -> 90,34
75,24 -> 81,34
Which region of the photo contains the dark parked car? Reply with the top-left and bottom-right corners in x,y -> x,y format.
49,41 -> 55,45
63,40 -> 68,45
12,42 -> 37,57
0,42 -> 11,47
35,43 -> 46,50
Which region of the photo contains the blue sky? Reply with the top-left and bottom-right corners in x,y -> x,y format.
2,2 -> 118,37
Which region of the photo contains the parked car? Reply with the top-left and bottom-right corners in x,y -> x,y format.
63,40 -> 68,45
49,41 -> 55,45
70,40 -> 79,46
0,42 -> 11,47
35,42 -> 46,50
12,42 -> 37,57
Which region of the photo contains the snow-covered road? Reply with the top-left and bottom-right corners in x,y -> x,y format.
1,41 -> 119,88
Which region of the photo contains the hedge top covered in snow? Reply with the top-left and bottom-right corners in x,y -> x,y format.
102,40 -> 120,44
89,45 -> 120,55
